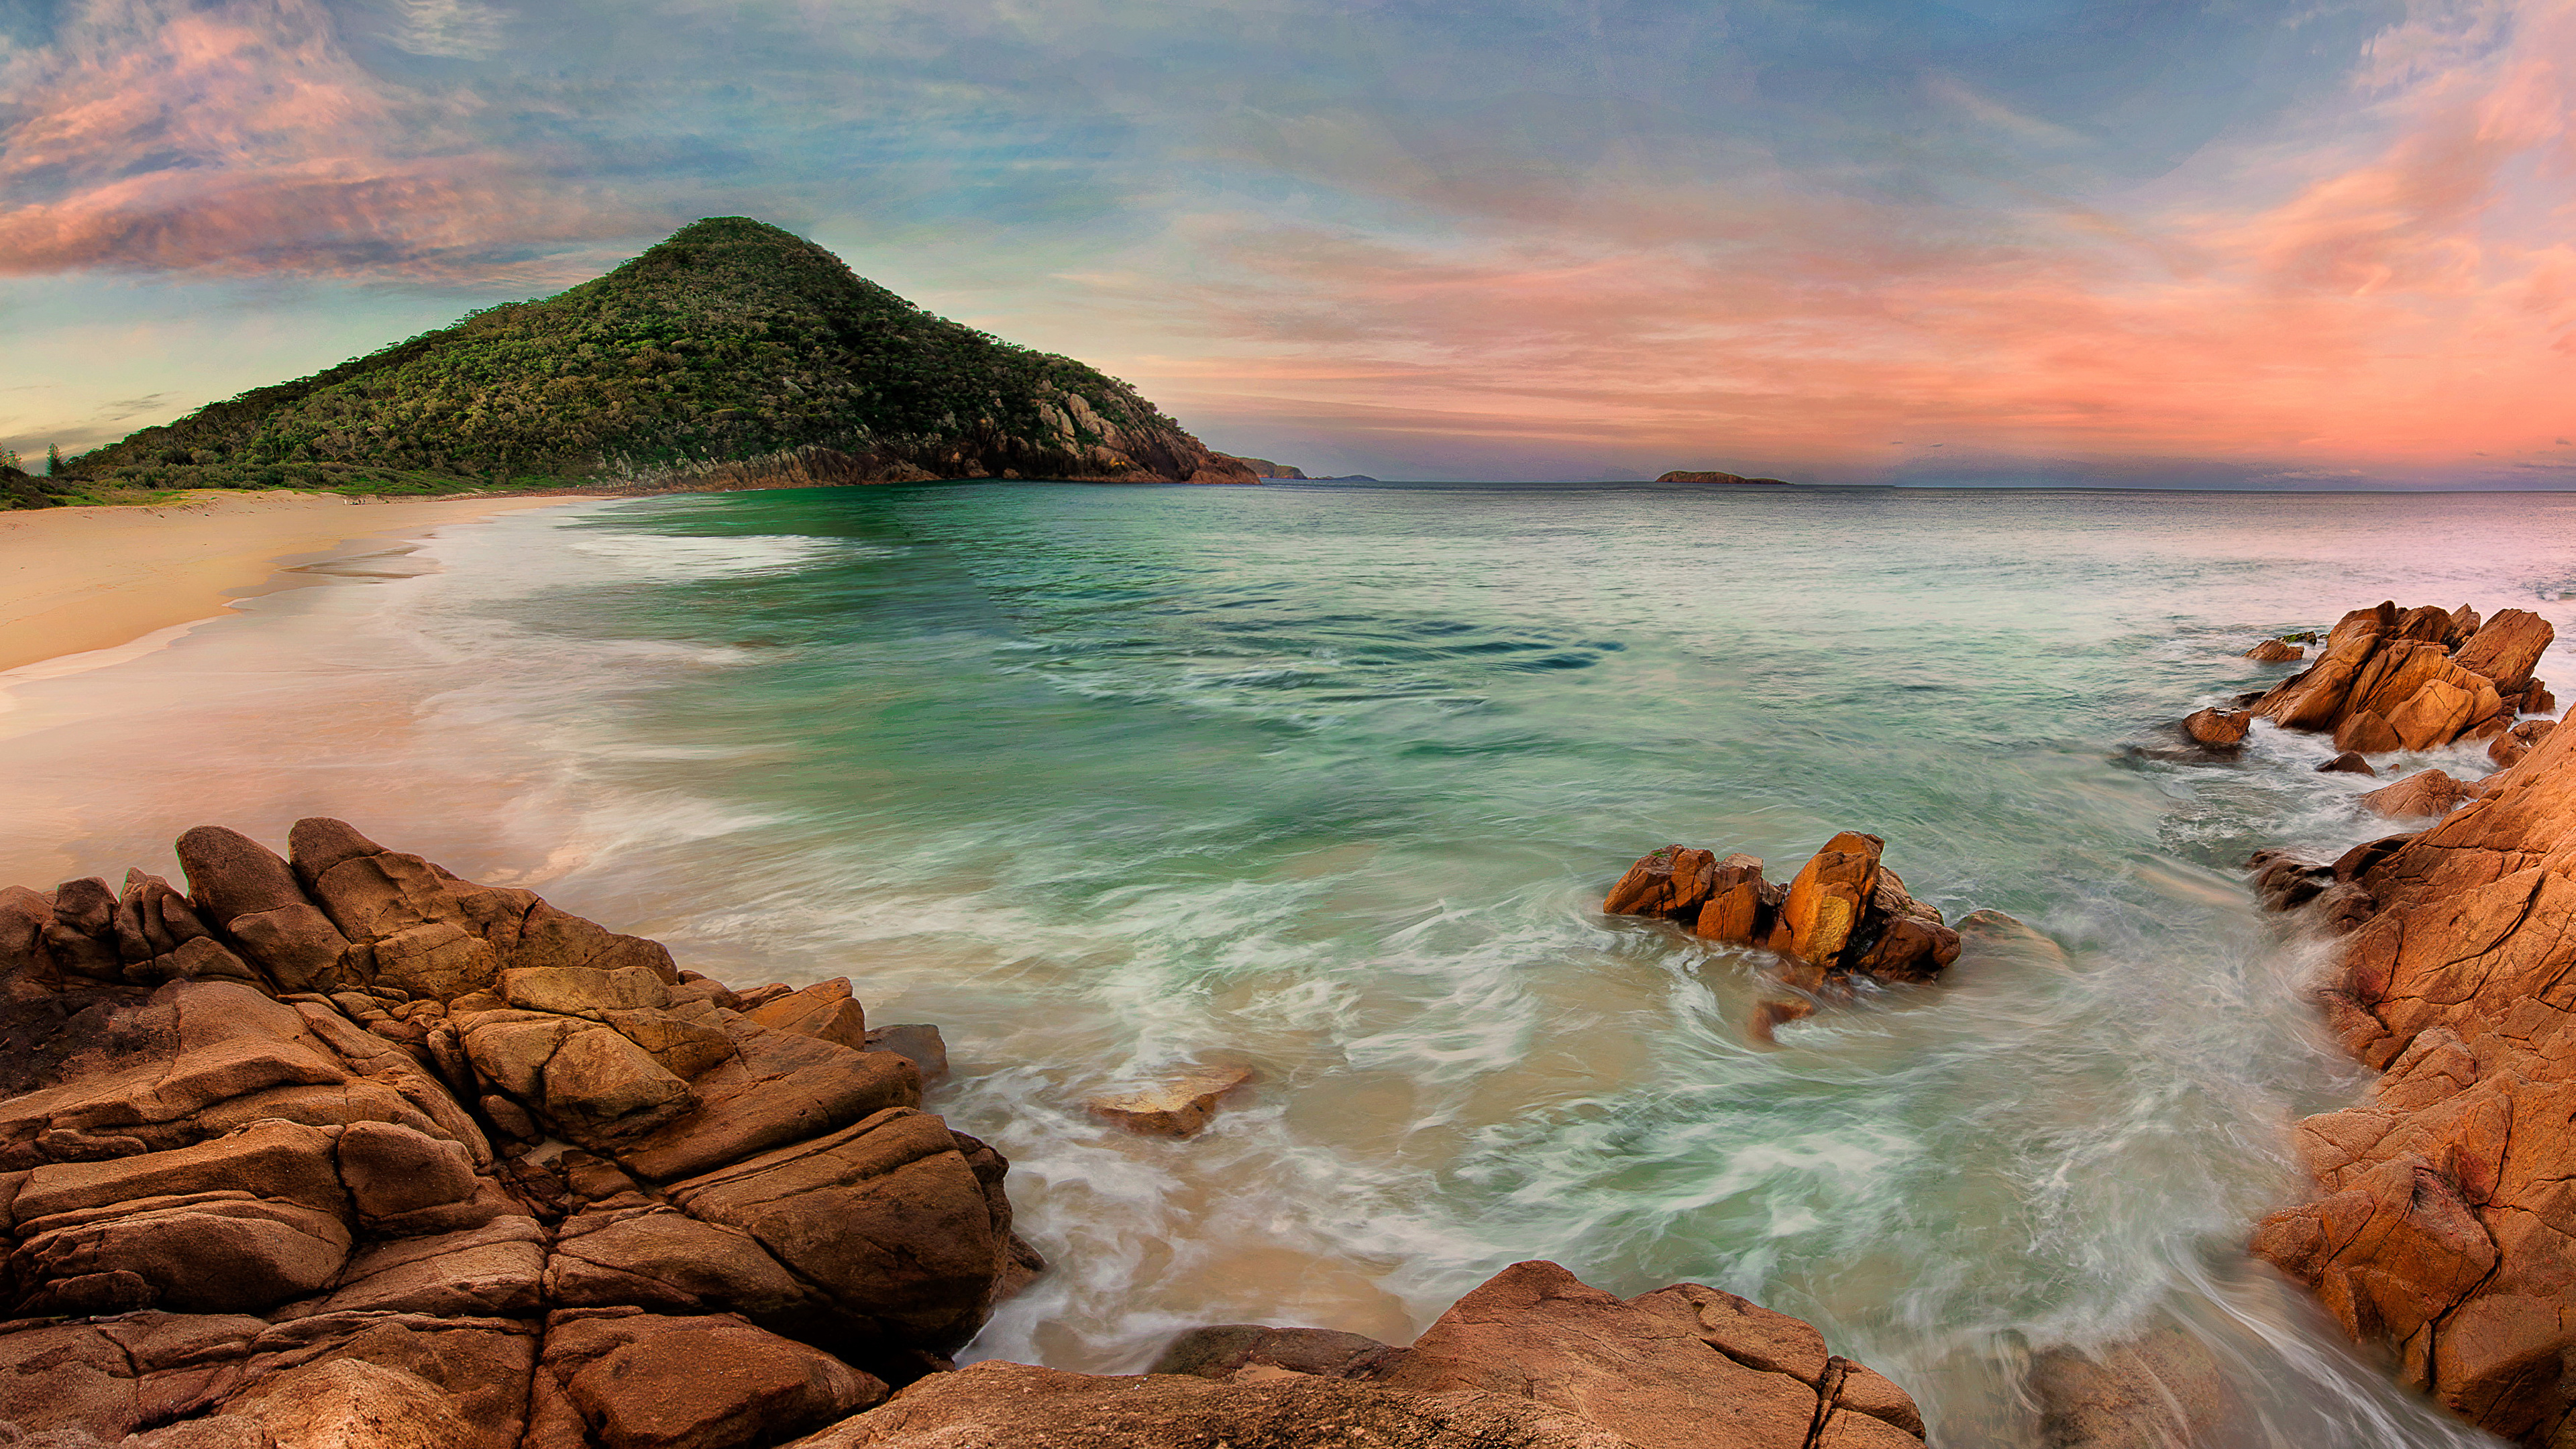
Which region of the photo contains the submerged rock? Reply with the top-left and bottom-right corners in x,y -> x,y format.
2359,767 -> 2481,820
2243,639 -> 2304,662
2180,707 -> 2251,748
2029,1324 -> 2237,1449
2315,751 -> 2377,777
1087,1065 -> 1254,1137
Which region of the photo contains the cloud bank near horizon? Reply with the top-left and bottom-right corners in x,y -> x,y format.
2,0 -> 2570,484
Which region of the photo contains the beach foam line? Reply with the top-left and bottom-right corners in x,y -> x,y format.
0,488 -> 604,674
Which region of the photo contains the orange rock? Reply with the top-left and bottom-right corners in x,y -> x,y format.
1087,1066 -> 1253,1138
2317,751 -> 2377,777
2244,639 -> 2304,663
1780,833 -> 1883,967
2180,707 -> 2250,747
2248,705 -> 2576,1445
1603,846 -> 1719,922
2384,678 -> 2483,751
2452,608 -> 2555,690
2359,769 -> 2479,820
1690,854 -> 1774,945
2334,710 -> 2404,754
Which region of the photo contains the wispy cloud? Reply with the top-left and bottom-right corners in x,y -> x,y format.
2,0 -> 2569,480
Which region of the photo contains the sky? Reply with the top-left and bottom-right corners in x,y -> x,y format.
2,0 -> 2572,486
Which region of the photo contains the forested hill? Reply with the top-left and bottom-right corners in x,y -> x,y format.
66,217 -> 1256,494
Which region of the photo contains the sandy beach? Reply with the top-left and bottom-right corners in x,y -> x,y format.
0,489 -> 599,674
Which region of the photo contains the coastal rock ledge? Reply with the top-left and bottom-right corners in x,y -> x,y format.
2247,699 -> 2576,1445
0,821 -> 1923,1448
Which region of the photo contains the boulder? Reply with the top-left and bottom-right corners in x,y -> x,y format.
2244,639 -> 2304,663
209,1357 -> 476,1449
1377,1261 -> 1923,1449
1776,833 -> 1883,965
663,1109 -> 1012,1366
547,1207 -> 818,1320
2489,718 -> 2555,769
2028,1325 -> 2237,1449
2383,678 -> 2483,751
746,979 -> 867,1053
2316,751 -> 2377,777
538,1311 -> 885,1449
1602,847 -> 1720,922
2179,708 -> 2249,747
864,1026 -> 948,1085
797,1360 -> 1629,1448
2359,769 -> 2480,820
2332,710 -> 2403,755
1087,1066 -> 1254,1137
2452,608 -> 2553,689
1148,1324 -> 1403,1381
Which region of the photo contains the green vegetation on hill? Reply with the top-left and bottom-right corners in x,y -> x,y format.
64,217 -> 1245,497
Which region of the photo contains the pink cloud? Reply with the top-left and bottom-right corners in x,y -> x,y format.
1087,0 -> 2576,477
0,0 -> 648,280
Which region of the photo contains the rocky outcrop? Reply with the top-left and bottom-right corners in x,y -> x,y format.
2247,601 -> 2553,754
2244,639 -> 2304,663
2359,768 -> 2483,820
802,1261 -> 1924,1448
1605,834 -> 1963,987
3,823 -> 1934,1448
2180,708 -> 2250,750
0,819 -> 1024,1447
1225,457 -> 1308,480
2246,709 -> 2576,1444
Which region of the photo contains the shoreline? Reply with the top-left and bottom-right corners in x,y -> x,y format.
0,488 -> 604,675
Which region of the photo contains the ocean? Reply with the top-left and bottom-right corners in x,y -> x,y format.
11,481 -> 2571,1446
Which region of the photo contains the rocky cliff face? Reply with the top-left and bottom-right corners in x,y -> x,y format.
2245,635 -> 2576,1445
0,820 -> 1924,1448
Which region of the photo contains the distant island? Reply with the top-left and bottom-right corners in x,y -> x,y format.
42,217 -> 1255,503
1656,470 -> 1793,486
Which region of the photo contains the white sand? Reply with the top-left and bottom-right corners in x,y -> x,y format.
0,490 -> 600,673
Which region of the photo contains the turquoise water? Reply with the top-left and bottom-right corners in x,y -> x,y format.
13,483 -> 2576,1446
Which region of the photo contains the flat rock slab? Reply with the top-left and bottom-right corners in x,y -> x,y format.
1087,1067 -> 1253,1138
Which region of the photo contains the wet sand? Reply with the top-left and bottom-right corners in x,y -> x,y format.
0,490 -> 600,673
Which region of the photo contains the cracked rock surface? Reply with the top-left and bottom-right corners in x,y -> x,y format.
2251,698 -> 2576,1445
1,821 -> 1925,1448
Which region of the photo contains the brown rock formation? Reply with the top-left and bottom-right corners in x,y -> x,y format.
2245,639 -> 2305,663
2180,707 -> 2251,749
806,1261 -> 1924,1449
2359,768 -> 2484,820
2249,602 -> 2552,753
1605,835 -> 1962,985
2247,710 -> 2576,1444
0,819 -> 1020,1447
